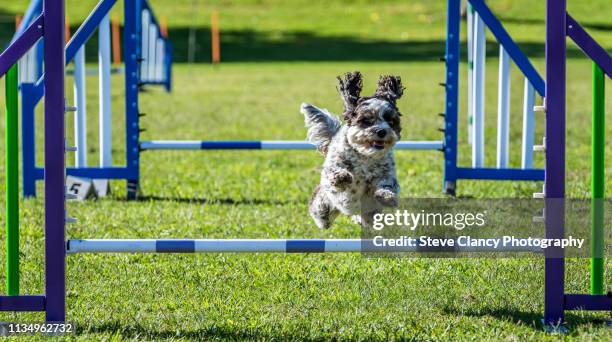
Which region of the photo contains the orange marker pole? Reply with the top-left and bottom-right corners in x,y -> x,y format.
65,15 -> 71,43
211,10 -> 220,64
111,15 -> 121,65
160,16 -> 168,38
15,15 -> 23,30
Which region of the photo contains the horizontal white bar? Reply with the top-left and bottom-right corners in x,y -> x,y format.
139,140 -> 444,151
67,239 -> 542,254
140,140 -> 203,150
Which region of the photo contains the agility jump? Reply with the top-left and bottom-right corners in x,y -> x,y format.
0,0 -> 610,329
14,0 -> 549,198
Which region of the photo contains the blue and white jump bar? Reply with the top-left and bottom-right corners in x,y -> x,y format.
139,140 -> 445,151
66,239 -> 542,253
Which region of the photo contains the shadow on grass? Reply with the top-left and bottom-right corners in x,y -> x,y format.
133,27 -> 596,63
443,305 -> 610,330
79,321 -> 313,340
3,18 -> 604,64
135,195 -> 292,206
498,16 -> 612,32
4,23 -> 596,63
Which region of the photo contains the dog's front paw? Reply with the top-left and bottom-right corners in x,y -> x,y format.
374,188 -> 398,207
330,169 -> 353,189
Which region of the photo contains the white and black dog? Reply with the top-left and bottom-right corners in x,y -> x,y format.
301,71 -> 404,229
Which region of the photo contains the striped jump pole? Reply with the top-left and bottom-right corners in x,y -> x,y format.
591,63 -> 604,295
471,11 -> 486,168
139,140 -> 445,151
5,64 -> 19,295
66,238 -> 543,254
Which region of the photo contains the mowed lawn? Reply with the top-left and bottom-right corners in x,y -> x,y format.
0,0 -> 611,340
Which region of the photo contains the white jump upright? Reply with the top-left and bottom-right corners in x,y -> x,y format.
18,45 -> 37,83
99,14 -> 112,167
141,9 -> 150,82
155,38 -> 164,81
148,22 -> 158,81
466,4 -> 474,145
521,79 -> 536,169
73,47 -> 88,167
98,14 -> 112,195
471,12 -> 486,168
496,47 -> 510,168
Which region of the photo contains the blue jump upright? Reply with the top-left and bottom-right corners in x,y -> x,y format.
12,0 -> 594,201
18,0 -> 173,199
442,0 -> 546,195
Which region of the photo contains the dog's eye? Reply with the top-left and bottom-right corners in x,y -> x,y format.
360,118 -> 375,126
383,112 -> 392,121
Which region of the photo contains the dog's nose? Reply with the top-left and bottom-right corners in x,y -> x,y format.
376,129 -> 387,138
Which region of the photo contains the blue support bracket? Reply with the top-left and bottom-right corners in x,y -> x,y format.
456,167 -> 544,181
0,295 -> 45,311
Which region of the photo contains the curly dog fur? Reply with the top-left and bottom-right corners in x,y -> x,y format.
301,71 -> 404,229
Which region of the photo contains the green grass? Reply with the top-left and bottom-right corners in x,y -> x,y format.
0,0 -> 611,340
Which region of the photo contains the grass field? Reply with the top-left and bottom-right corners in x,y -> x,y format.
0,0 -> 611,340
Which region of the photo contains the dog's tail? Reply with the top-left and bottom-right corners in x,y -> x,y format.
301,103 -> 341,155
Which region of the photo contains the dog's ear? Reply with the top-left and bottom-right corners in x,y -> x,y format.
375,75 -> 404,104
337,71 -> 363,119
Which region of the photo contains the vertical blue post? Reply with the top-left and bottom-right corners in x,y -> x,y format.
21,83 -> 37,197
35,40 -> 44,79
125,0 -> 141,199
164,42 -> 172,92
543,0 -> 566,327
43,0 -> 66,322
443,0 -> 461,195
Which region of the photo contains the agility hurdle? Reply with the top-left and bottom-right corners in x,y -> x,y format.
442,0 -> 546,195
140,140 -> 445,151
17,0 -> 551,198
17,0 -> 441,199
18,0 -> 173,199
66,238 -> 545,254
1,0 -> 611,327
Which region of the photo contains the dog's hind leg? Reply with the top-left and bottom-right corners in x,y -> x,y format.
309,186 -> 339,229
